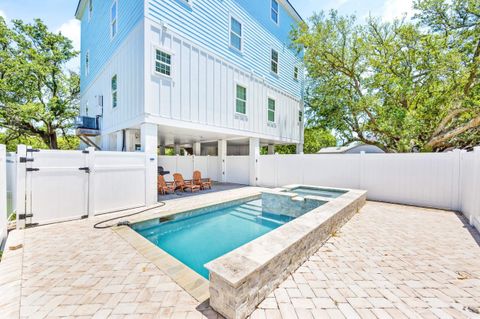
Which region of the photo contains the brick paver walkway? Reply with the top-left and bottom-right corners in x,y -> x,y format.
1,194 -> 479,319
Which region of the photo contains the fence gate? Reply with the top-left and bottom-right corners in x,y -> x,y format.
19,147 -> 90,226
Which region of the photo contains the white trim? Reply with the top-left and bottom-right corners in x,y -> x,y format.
271,0 -> 280,25
110,0 -> 118,40
229,14 -> 244,53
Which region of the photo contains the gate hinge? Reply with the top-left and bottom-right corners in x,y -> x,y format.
82,150 -> 89,154
79,167 -> 90,173
26,168 -> 40,172
19,214 -> 33,220
27,149 -> 40,153
19,157 -> 34,163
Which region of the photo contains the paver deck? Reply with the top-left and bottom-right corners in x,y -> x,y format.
1,188 -> 479,319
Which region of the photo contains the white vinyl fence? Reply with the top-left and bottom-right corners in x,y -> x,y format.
0,145 -> 7,246
226,156 -> 250,185
256,149 -> 480,230
15,145 -> 157,227
158,156 -> 219,182
6,152 -> 16,217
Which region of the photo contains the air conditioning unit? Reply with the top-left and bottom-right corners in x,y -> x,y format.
75,116 -> 99,130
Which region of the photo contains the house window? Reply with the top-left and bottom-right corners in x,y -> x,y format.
155,50 -> 172,76
271,49 -> 279,74
85,51 -> 90,77
88,0 -> 93,20
268,98 -> 276,123
111,75 -> 118,108
235,85 -> 247,114
85,101 -> 89,116
271,0 -> 279,24
111,0 -> 118,39
294,66 -> 299,81
299,110 -> 303,122
230,17 -> 242,51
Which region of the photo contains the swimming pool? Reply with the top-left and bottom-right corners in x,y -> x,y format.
283,186 -> 347,198
132,199 -> 295,279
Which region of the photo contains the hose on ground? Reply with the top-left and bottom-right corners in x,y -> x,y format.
93,201 -> 167,229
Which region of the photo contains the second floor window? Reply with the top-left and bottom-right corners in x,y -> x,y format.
299,110 -> 303,122
112,75 -> 118,108
271,0 -> 279,24
271,49 -> 279,74
230,17 -> 242,51
85,51 -> 90,77
294,66 -> 299,80
236,85 -> 247,114
111,1 -> 118,39
88,0 -> 93,21
268,98 -> 276,122
155,50 -> 171,76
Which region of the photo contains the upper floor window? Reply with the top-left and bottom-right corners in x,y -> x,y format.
271,0 -> 279,24
111,75 -> 118,108
271,49 -> 279,75
230,17 -> 242,51
236,85 -> 247,114
299,110 -> 303,122
155,49 -> 172,76
111,0 -> 118,39
268,98 -> 276,123
88,0 -> 93,21
85,50 -> 90,77
294,66 -> 299,81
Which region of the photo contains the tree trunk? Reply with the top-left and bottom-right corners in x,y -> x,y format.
40,131 -> 59,149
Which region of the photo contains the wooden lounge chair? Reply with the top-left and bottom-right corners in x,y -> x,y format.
193,170 -> 212,190
158,175 -> 176,195
173,173 -> 200,192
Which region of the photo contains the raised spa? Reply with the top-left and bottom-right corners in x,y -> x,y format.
132,197 -> 323,278
282,186 -> 347,198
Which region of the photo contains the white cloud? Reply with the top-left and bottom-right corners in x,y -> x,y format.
57,19 -> 81,50
382,0 -> 414,21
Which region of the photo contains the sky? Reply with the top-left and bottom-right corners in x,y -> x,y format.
0,0 -> 415,71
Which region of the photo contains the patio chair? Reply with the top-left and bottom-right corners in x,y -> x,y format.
193,170 -> 212,190
158,175 -> 176,195
173,173 -> 200,192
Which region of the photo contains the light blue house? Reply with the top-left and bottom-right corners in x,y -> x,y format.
75,0 -> 304,156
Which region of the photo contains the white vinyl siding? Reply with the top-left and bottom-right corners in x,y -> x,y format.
230,17 -> 242,51
236,85 -> 247,114
111,0 -> 118,39
155,49 -> 172,76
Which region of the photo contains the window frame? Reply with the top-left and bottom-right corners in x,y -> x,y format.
271,48 -> 279,75
85,50 -> 90,77
154,48 -> 173,78
229,15 -> 243,52
294,66 -> 299,81
267,97 -> 276,123
111,74 -> 118,109
88,0 -> 93,21
235,83 -> 247,115
110,0 -> 118,40
271,0 -> 279,25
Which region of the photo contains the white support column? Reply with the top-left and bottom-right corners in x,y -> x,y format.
194,142 -> 201,156
218,140 -> 227,182
101,135 -> 110,151
16,145 -> 27,229
125,130 -> 134,152
174,144 -> 181,156
249,138 -> 260,186
86,147 -> 96,217
296,143 -> 304,154
159,145 -> 166,156
116,131 -> 124,151
268,145 -> 275,155
141,123 -> 158,154
145,153 -> 158,206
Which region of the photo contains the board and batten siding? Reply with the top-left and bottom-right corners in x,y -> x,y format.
80,0 -> 144,91
146,0 -> 304,99
81,22 -> 145,136
145,21 -> 302,143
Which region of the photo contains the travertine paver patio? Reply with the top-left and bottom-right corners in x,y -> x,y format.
0,188 -> 479,319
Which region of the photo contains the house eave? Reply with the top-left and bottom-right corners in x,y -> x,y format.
283,0 -> 304,23
75,0 -> 87,20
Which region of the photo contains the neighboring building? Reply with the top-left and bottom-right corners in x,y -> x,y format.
75,0 -> 305,155
318,143 -> 385,154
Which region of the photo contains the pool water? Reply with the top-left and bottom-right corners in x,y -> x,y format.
285,187 -> 346,198
133,199 -> 293,279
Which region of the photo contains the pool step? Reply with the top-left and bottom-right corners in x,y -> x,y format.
231,209 -> 286,226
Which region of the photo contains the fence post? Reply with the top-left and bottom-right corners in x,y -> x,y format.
472,147 -> 480,229
451,149 -> 461,211
0,145 -> 7,245
218,140 -> 227,183
15,145 -> 27,229
249,138 -> 260,186
145,152 -> 158,206
86,147 -> 95,218
359,151 -> 366,190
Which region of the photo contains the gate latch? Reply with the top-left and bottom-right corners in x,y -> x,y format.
19,214 -> 34,220
19,157 -> 34,163
79,167 -> 90,173
26,168 -> 40,172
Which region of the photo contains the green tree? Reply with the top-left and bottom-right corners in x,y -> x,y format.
292,0 -> 480,152
274,127 -> 336,154
0,18 -> 80,149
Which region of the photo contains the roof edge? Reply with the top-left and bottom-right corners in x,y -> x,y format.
75,0 -> 87,20
283,0 -> 304,23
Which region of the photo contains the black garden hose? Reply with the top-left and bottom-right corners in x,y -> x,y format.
93,201 -> 166,229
